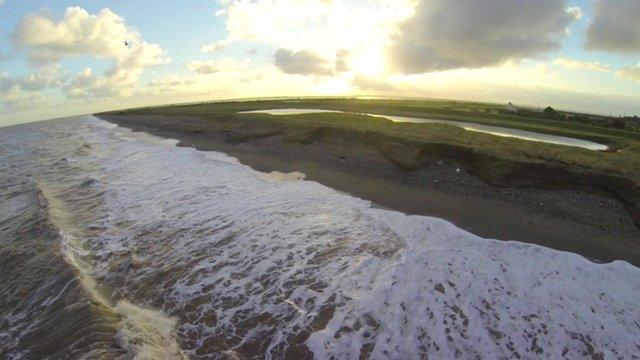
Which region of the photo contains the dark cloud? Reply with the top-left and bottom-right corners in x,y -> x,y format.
388,0 -> 578,73
0,73 -> 15,93
586,0 -> 640,53
274,49 -> 334,76
335,49 -> 351,72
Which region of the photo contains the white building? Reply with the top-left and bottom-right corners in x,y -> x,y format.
505,102 -> 518,113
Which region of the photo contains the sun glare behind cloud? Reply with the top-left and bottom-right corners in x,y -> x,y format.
1,0 -> 640,125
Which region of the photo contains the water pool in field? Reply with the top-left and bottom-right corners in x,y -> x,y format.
240,109 -> 609,151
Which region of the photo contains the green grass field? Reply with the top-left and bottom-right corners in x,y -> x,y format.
105,98 -> 640,182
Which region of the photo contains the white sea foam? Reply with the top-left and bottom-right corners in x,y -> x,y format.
115,301 -> 184,360
40,116 -> 639,358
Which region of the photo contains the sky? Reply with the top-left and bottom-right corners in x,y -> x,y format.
1,0 -> 640,126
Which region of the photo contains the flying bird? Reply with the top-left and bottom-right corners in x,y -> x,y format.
124,40 -> 129,47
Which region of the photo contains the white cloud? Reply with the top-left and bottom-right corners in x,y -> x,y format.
107,41 -> 169,82
617,63 -> 640,84
219,0 -> 332,44
17,64 -> 64,91
12,7 -> 169,100
141,75 -> 200,95
0,84 -> 53,112
586,0 -> 640,53
554,58 -> 611,72
14,7 -> 134,64
566,6 -> 582,20
387,0 -> 578,73
69,68 -> 96,89
0,65 -> 65,112
64,67 -> 120,99
214,0 -> 412,74
201,38 -> 233,53
186,58 -> 250,74
147,75 -> 196,88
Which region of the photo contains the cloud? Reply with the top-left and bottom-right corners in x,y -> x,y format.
351,75 -> 394,92
387,0 -> 579,73
566,6 -> 582,20
12,7 -> 169,100
219,0 -> 332,44
586,0 -> 640,53
554,58 -> 610,72
60,40 -> 169,100
64,67 -> 120,99
18,64 -> 64,91
186,58 -> 250,74
213,0 -> 412,65
13,7 -> 168,80
14,7 -> 134,64
144,75 -> 198,94
107,41 -> 169,82
0,65 -> 65,112
201,38 -> 233,53
334,49 -> 351,72
617,64 -> 640,84
0,72 -> 15,93
274,49 -> 334,75
147,75 -> 196,88
0,89 -> 52,112
0,72 -> 54,112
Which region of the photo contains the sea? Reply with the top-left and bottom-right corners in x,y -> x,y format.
1,116 -> 638,359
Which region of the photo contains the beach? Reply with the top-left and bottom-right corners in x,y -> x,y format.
2,115 -> 639,358
99,111 -> 640,266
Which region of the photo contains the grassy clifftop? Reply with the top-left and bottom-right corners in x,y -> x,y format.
102,98 -> 640,178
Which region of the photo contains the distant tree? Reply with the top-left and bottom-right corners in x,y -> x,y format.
542,106 -> 558,119
611,119 -> 626,129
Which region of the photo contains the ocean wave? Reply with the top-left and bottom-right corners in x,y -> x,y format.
1,116 -> 639,359
0,180 -> 124,359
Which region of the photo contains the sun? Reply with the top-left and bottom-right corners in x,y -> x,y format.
348,44 -> 386,77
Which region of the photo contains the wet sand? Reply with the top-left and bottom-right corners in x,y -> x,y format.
99,114 -> 640,266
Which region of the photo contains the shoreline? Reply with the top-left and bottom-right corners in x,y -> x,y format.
98,113 -> 640,266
